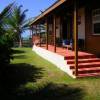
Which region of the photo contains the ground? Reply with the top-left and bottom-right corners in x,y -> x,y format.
0,48 -> 100,100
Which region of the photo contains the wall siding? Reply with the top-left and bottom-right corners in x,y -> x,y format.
85,1 -> 100,55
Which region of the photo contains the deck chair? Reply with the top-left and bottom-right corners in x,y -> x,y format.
62,39 -> 72,50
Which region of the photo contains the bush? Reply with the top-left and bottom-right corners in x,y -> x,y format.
0,35 -> 13,65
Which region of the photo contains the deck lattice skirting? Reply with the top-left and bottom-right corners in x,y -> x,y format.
32,45 -> 76,78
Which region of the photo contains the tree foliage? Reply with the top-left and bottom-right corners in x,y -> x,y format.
0,3 -> 14,65
0,3 -> 29,65
5,5 -> 29,47
0,3 -> 13,36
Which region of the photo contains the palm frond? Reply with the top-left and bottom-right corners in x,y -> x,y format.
0,3 -> 14,36
4,4 -> 29,43
0,3 -> 14,21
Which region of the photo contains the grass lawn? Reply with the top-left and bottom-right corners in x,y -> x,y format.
0,47 -> 100,100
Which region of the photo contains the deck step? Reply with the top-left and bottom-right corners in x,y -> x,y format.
64,54 -> 96,60
64,51 -> 100,78
73,67 -> 100,74
77,73 -> 100,78
67,58 -> 100,64
69,62 -> 100,69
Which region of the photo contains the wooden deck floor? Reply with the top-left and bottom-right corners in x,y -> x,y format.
39,44 -> 94,57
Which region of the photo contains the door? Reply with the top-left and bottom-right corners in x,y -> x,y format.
78,8 -> 85,49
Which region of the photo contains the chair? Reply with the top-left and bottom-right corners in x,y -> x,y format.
62,39 -> 72,50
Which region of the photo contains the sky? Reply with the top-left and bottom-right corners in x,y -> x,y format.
0,0 -> 57,38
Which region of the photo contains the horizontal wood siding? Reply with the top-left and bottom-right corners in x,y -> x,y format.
85,1 -> 100,55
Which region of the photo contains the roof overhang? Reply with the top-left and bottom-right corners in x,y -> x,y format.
30,0 -> 66,25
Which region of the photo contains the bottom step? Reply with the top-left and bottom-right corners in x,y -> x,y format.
77,73 -> 100,78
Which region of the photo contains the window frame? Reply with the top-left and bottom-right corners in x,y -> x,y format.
92,8 -> 100,35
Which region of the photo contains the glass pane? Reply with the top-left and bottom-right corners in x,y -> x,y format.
94,23 -> 100,34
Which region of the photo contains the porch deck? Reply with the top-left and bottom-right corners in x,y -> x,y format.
33,44 -> 100,78
39,44 -> 94,58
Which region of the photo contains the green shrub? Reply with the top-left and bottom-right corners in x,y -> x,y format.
0,35 -> 13,65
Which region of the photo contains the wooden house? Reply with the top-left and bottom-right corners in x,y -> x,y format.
30,0 -> 100,78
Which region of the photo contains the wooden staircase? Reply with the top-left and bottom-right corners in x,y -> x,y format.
65,54 -> 100,78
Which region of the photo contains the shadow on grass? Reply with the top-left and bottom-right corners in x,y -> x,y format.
13,55 -> 26,59
0,64 -> 84,100
12,49 -> 25,54
4,83 -> 84,100
0,63 -> 44,99
30,83 -> 84,100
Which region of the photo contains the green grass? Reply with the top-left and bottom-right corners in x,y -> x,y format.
0,47 -> 100,100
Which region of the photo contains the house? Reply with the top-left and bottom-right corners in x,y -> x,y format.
30,0 -> 100,78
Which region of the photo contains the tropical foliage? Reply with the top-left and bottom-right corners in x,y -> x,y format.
5,5 -> 29,47
0,3 -> 14,65
0,3 -> 29,65
0,3 -> 13,36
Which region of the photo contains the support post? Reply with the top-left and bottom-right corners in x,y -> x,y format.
74,0 -> 78,77
39,24 -> 41,47
35,25 -> 37,35
31,26 -> 34,46
53,15 -> 56,52
45,18 -> 48,50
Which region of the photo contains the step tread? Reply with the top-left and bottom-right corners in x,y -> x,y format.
64,54 -> 96,60
67,58 -> 100,62
67,58 -> 100,64
70,62 -> 100,66
78,67 -> 100,71
72,67 -> 100,75
77,73 -> 100,78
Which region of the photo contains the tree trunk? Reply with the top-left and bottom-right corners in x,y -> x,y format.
19,35 -> 22,47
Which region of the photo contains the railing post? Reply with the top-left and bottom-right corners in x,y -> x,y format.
53,15 -> 56,52
36,25 -> 37,35
45,18 -> 48,50
39,24 -> 41,47
31,26 -> 34,46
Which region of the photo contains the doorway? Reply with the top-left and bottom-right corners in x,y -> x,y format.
62,15 -> 73,41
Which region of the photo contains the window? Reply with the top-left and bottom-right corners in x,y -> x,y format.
92,9 -> 100,34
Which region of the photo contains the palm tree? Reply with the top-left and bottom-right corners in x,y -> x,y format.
0,3 -> 13,36
5,5 -> 29,47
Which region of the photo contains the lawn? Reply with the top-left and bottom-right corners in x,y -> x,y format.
0,48 -> 100,100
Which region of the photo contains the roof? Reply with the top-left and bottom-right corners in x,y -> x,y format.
30,0 -> 66,25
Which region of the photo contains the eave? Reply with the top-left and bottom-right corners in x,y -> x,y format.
30,0 -> 66,25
